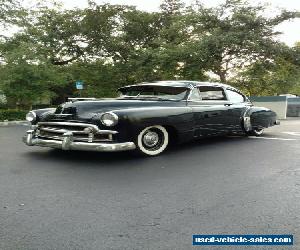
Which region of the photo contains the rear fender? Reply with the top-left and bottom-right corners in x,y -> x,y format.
244,107 -> 277,130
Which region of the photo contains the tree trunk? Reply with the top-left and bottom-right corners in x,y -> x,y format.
219,70 -> 227,83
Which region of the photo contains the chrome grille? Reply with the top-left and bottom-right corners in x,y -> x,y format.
36,122 -> 116,142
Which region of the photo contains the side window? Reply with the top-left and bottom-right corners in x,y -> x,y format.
198,86 -> 226,100
189,88 -> 202,101
226,89 -> 245,103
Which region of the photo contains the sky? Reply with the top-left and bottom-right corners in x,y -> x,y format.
22,0 -> 300,46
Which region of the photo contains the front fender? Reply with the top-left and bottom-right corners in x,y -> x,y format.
112,107 -> 194,142
31,108 -> 56,124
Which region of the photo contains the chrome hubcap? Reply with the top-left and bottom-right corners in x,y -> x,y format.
143,131 -> 159,147
254,128 -> 264,135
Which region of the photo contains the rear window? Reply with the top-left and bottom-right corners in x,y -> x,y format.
198,86 -> 226,100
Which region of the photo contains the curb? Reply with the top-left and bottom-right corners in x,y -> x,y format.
0,120 -> 29,126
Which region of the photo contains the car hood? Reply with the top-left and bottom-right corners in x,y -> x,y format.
44,99 -> 184,122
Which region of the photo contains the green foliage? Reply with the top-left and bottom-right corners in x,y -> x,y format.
0,40 -> 67,108
0,0 -> 299,110
234,57 -> 300,96
0,0 -> 20,25
233,39 -> 300,96
184,0 -> 298,83
0,109 -> 27,121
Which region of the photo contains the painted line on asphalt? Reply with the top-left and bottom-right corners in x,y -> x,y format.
248,136 -> 297,141
282,132 -> 300,136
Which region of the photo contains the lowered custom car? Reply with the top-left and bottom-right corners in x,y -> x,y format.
23,81 -> 280,156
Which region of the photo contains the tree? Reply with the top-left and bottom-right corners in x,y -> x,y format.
234,57 -> 300,96
0,33 -> 68,108
186,0 -> 298,83
234,41 -> 300,96
1,0 -> 299,108
0,60 -> 63,109
21,7 -> 86,65
0,0 -> 20,26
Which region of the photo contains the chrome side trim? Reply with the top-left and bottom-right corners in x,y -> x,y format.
243,116 -> 252,131
68,97 -> 96,102
53,114 -> 73,117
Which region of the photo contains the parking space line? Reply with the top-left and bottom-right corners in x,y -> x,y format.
282,132 -> 300,136
248,136 -> 297,141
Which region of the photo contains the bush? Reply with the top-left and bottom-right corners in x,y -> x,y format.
0,109 -> 28,121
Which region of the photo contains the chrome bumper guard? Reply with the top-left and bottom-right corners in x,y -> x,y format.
275,120 -> 280,125
23,129 -> 136,152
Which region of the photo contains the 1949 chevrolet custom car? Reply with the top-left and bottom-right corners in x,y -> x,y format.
23,81 -> 280,156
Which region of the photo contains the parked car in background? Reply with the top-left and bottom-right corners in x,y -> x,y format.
23,81 -> 280,156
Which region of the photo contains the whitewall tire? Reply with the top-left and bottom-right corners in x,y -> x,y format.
243,115 -> 264,136
136,125 -> 169,156
248,128 -> 264,136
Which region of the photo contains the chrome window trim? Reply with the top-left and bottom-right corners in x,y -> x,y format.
186,100 -> 231,104
187,87 -> 202,102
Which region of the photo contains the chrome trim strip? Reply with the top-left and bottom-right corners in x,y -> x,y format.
39,127 -> 117,135
38,121 -> 98,130
96,130 -> 118,135
38,135 -> 113,142
37,122 -> 118,134
68,97 -> 96,102
40,127 -> 77,134
53,114 -> 73,117
23,130 -> 135,152
242,107 -> 252,132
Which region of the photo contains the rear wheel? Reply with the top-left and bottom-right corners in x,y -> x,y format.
243,116 -> 264,136
136,125 -> 169,156
246,128 -> 264,136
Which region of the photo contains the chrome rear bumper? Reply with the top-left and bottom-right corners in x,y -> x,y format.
23,129 -> 136,152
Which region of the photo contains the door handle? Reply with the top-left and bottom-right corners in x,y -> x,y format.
224,103 -> 233,106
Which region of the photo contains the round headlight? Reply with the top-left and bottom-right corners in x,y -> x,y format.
100,112 -> 118,127
26,111 -> 36,123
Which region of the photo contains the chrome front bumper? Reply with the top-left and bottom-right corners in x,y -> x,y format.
23,129 -> 136,152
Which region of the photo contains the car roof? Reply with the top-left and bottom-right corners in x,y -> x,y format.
119,80 -> 234,90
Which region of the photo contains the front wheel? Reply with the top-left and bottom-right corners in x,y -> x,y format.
136,125 -> 169,156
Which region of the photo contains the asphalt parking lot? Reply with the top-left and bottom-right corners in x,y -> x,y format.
0,119 -> 300,250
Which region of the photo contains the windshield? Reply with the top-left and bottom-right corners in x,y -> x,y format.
118,85 -> 188,101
